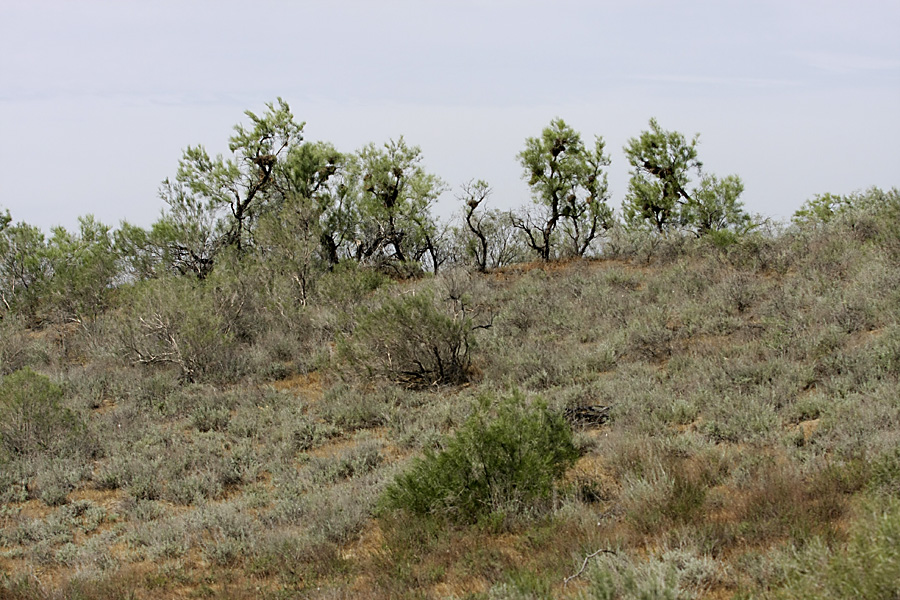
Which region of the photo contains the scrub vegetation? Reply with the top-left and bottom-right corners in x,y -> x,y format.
0,100 -> 898,599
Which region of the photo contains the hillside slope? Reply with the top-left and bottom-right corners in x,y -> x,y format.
1,214 -> 899,599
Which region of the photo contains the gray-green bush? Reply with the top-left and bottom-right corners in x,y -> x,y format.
339,284 -> 475,387
382,390 -> 578,523
0,369 -> 88,460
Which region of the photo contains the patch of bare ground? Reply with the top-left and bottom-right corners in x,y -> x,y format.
67,488 -> 122,511
271,370 -> 323,400
787,417 -> 821,444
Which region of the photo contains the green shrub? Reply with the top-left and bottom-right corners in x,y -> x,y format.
774,497 -> 900,600
0,369 -> 86,459
116,276 -> 248,383
0,316 -> 35,376
313,261 -> 388,310
382,390 -> 578,523
339,284 -> 475,388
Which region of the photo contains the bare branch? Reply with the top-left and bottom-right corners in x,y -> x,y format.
563,547 -> 618,587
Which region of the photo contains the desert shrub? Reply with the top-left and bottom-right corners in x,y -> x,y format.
116,276 -> 249,383
869,446 -> 900,496
31,460 -> 88,506
317,382 -> 395,431
382,390 -> 578,523
313,261 -> 388,308
625,306 -> 676,362
620,456 -> 721,538
726,461 -> 850,548
872,325 -> 900,377
582,550 -> 692,600
307,439 -> 383,484
384,388 -> 468,451
0,368 -> 88,459
773,497 -> 900,600
0,316 -> 36,376
339,284 -> 475,387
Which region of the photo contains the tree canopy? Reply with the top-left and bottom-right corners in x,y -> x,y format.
513,118 -> 613,260
623,118 -> 749,235
0,101 -> 777,325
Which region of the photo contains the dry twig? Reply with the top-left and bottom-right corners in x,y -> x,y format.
563,547 -> 617,587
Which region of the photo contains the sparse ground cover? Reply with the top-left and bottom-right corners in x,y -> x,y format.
1,196 -> 900,599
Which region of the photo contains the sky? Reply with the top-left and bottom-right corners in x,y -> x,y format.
1,0 -> 898,232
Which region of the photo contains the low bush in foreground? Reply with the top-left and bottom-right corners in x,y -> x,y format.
772,497 -> 900,600
381,390 -> 578,523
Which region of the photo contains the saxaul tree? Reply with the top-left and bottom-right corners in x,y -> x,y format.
623,118 -> 749,235
513,118 -> 613,260
274,141 -> 352,269
251,141 -> 353,303
350,137 -> 447,271
460,180 -> 493,272
160,98 -> 305,270
622,118 -> 702,233
457,180 -> 522,272
0,213 -> 48,319
686,173 -> 750,234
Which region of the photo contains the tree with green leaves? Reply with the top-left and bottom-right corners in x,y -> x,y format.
161,97 -> 304,262
43,216 -> 118,322
246,141 -> 351,303
791,192 -> 854,226
350,137 -> 447,271
0,216 -> 49,321
274,141 -> 353,269
623,118 -> 749,236
622,118 -> 702,233
513,118 -> 613,260
685,174 -> 751,234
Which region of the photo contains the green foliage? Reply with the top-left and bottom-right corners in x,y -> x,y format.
0,214 -> 117,323
349,137 -> 448,270
685,174 -> 751,234
773,498 -> 900,600
623,118 -> 701,233
117,276 -> 248,382
262,140 -> 351,282
792,192 -> 852,225
382,391 -> 578,522
0,369 -> 85,459
149,182 -> 223,279
0,218 -> 49,321
314,260 -> 388,309
339,284 -> 474,388
513,118 -> 613,260
157,98 -> 305,274
623,118 -> 748,237
42,216 -> 118,322
793,187 -> 900,250
0,316 -> 34,376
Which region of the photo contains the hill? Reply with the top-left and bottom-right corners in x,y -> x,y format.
1,196 -> 899,599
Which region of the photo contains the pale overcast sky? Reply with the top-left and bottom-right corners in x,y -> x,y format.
1,0 -> 898,231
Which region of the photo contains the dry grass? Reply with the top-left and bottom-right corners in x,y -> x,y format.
2,216 -> 899,599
